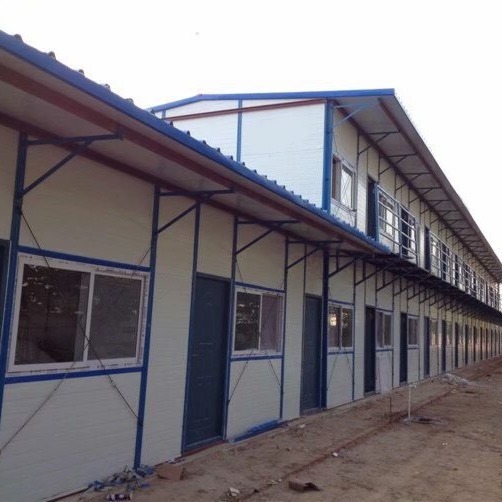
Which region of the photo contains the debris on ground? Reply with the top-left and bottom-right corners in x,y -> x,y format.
288,479 -> 322,492
83,465 -> 154,497
156,463 -> 185,481
404,416 -> 446,425
105,494 -> 133,501
298,424 -> 306,429
439,374 -> 469,387
332,451 -> 339,457
227,487 -> 240,497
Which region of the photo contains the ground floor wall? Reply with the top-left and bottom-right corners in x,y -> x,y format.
0,129 -> 501,500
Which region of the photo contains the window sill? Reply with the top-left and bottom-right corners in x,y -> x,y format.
231,353 -> 282,362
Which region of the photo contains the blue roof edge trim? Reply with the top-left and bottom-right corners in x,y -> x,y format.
150,89 -> 396,113
0,30 -> 389,254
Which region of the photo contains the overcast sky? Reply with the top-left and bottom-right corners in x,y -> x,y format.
3,1 -> 501,259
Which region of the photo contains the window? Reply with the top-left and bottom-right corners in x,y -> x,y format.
378,191 -> 399,241
234,289 -> 283,353
332,156 -> 355,209
430,319 -> 438,346
408,317 -> 418,346
445,322 -> 452,346
11,255 -> 146,372
376,311 -> 392,348
328,304 -> 353,349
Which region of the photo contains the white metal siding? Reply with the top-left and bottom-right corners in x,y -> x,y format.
0,374 -> 139,501
142,197 -> 195,466
226,359 -> 281,438
164,100 -> 238,117
172,114 -> 239,159
327,353 -> 353,406
241,105 -> 324,207
197,205 -> 233,279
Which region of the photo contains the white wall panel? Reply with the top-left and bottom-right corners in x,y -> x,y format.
226,359 -> 281,437
376,351 -> 393,393
282,246 -> 304,420
328,258 -> 354,304
305,249 -> 323,296
142,197 -> 195,465
0,374 -> 139,501
0,125 -> 17,239
20,146 -> 152,265
197,205 -> 233,279
327,353 -> 353,407
241,105 -> 324,207
408,349 -> 419,382
236,226 -> 285,290
172,114 -> 238,159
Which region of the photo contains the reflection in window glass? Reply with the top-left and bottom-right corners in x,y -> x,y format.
88,275 -> 142,360
15,265 -> 89,365
341,308 -> 353,347
235,292 -> 260,351
328,304 -> 340,347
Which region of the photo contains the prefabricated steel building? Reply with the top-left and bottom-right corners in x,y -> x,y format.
0,31 -> 501,500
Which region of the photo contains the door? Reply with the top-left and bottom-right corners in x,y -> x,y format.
464,326 -> 469,365
301,296 -> 322,414
454,323 -> 459,368
441,320 -> 447,372
184,275 -> 229,451
424,316 -> 430,377
400,313 -> 408,384
364,307 -> 376,394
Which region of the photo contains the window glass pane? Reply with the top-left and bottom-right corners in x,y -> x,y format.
260,294 -> 282,351
15,264 -> 89,365
431,320 -> 438,345
331,160 -> 339,200
376,312 -> 384,348
88,275 -> 142,360
384,314 -> 392,346
328,305 -> 340,348
408,318 -> 418,345
340,167 -> 353,208
235,292 -> 260,351
341,308 -> 353,347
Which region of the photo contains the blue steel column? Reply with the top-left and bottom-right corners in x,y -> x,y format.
0,133 -> 27,429
223,215 -> 238,437
134,183 -> 160,468
321,247 -> 329,408
322,102 -> 334,212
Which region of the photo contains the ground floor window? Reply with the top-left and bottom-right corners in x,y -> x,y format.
430,319 -> 438,346
408,316 -> 418,346
10,254 -> 147,372
376,311 -> 392,348
328,303 -> 353,349
234,288 -> 283,354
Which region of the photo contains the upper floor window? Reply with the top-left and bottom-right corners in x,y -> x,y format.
332,156 -> 355,210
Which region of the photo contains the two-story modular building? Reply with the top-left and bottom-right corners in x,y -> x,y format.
0,31 -> 501,500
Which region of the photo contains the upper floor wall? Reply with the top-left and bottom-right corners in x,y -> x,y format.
157,98 -> 501,310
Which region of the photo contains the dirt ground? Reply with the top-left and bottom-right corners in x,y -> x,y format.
72,357 -> 502,502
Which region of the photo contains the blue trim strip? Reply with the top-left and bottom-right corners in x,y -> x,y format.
231,354 -> 283,362
181,202 -> 201,453
150,89 -> 396,112
133,183 -> 159,468
328,350 -> 355,355
351,263 -> 356,401
376,348 -> 394,353
235,282 -> 285,294
321,249 -> 329,409
5,366 -> 141,384
18,246 -> 150,272
0,132 -> 26,431
236,99 -> 243,163
322,101 -> 334,211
